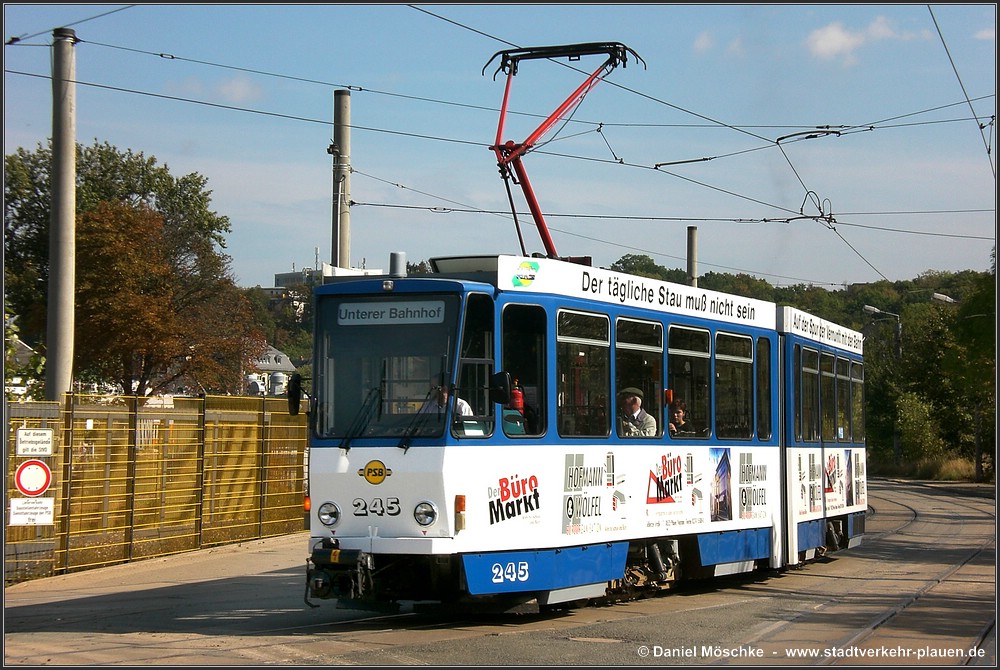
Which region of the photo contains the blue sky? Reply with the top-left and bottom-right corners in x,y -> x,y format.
4,4 -> 996,289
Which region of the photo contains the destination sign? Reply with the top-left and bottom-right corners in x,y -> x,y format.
338,300 -> 446,325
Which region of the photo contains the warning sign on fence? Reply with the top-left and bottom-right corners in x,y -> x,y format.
16,427 -> 54,456
9,497 -> 55,526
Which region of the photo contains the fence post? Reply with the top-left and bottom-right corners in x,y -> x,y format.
195,394 -> 206,547
55,392 -> 74,574
258,394 -> 267,537
124,395 -> 138,560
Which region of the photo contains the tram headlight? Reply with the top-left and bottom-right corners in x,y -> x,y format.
317,501 -> 342,527
413,501 -> 438,527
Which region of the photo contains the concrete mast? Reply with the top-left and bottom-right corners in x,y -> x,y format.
686,226 -> 698,288
45,27 -> 78,400
330,89 -> 351,269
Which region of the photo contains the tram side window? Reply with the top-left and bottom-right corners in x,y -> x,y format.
557,310 -> 610,437
756,337 -> 772,440
800,347 -> 821,441
615,318 -> 663,438
820,352 -> 836,441
836,357 -> 851,441
455,293 -> 496,438
502,303 -> 546,436
715,332 -> 753,439
667,326 -> 710,438
851,361 -> 865,441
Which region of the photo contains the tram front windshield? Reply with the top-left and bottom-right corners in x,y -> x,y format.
313,293 -> 462,440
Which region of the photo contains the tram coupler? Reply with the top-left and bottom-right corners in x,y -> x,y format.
305,537 -> 375,603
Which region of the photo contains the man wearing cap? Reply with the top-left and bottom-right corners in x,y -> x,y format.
618,386 -> 657,437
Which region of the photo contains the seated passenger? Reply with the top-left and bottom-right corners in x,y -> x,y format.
419,374 -> 472,416
618,387 -> 656,437
668,398 -> 692,436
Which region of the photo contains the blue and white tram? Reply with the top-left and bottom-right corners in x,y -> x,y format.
290,254 -> 867,612
777,306 -> 867,563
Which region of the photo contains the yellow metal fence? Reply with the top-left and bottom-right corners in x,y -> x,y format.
4,394 -> 307,585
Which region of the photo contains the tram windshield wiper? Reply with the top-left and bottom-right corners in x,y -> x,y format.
397,386 -> 440,452
339,386 -> 382,451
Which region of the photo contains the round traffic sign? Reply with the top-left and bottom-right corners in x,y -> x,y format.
15,459 -> 52,497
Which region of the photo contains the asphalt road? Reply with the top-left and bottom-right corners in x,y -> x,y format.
4,478 -> 995,667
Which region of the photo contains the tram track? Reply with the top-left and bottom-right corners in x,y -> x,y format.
725,479 -> 996,666
255,481 -> 995,666
4,479 -> 994,666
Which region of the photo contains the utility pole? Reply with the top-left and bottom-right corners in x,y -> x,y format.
330,89 -> 351,269
45,27 -> 78,401
686,226 -> 698,288
863,304 -> 902,464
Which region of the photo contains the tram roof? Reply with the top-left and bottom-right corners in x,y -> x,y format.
321,254 -> 863,353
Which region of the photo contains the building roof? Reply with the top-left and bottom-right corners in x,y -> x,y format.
255,345 -> 297,373
7,338 -> 36,367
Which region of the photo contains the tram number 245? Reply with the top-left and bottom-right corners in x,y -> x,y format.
492,561 -> 530,584
353,497 -> 401,516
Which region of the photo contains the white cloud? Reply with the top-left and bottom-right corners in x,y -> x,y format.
693,31 -> 713,53
216,76 -> 263,104
163,76 -> 207,98
161,76 -> 262,104
975,27 -> 995,40
865,15 -> 896,40
726,36 -> 746,58
806,16 -> 932,66
807,22 -> 866,64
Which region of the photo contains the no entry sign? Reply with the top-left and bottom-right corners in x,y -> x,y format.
15,459 -> 52,497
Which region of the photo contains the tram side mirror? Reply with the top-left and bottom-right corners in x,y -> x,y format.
288,373 -> 303,416
490,371 -> 512,405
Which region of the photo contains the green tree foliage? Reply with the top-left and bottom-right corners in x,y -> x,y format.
700,271 -> 775,301
4,309 -> 46,400
941,251 -> 996,481
610,254 -> 686,283
241,282 -> 314,375
4,140 -> 266,396
896,390 -> 948,462
597,253 -> 995,480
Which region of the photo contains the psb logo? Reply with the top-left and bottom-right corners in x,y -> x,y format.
358,460 -> 392,485
511,261 -> 539,287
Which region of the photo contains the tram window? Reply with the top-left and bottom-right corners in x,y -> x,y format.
851,361 -> 865,441
667,326 -> 710,438
502,303 -> 546,436
615,318 -> 663,438
756,337 -> 772,440
715,333 -> 753,439
454,293 -> 496,438
794,345 -> 802,440
820,352 -> 836,441
313,294 -> 463,439
836,357 -> 851,441
557,310 -> 610,437
800,347 -> 820,441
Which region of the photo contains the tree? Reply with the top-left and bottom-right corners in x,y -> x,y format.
943,249 -> 996,481
598,252 -> 994,479
609,254 -> 686,283
4,140 -> 266,396
4,309 -> 46,400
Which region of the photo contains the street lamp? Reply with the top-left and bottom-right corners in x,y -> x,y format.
863,304 -> 901,359
931,292 -> 957,304
863,304 -> 903,464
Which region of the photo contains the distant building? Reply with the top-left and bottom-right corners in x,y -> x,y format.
4,337 -> 38,398
273,262 -> 383,290
246,345 -> 298,396
264,263 -> 384,318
